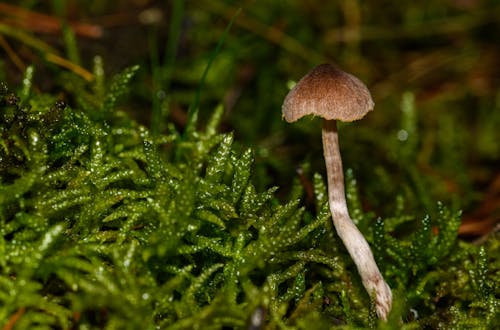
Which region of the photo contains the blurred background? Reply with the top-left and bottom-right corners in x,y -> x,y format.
0,0 -> 499,238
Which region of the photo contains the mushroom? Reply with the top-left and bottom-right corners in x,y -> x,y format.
282,63 -> 392,320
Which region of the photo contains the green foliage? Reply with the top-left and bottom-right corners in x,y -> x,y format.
1,66 -> 499,330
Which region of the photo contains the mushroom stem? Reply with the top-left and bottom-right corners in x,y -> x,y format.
321,119 -> 392,320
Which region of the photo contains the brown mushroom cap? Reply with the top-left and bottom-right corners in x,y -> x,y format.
282,63 -> 374,123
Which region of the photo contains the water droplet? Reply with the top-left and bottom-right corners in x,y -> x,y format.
397,129 -> 408,141
156,90 -> 166,100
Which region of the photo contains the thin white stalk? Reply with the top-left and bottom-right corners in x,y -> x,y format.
322,119 -> 392,320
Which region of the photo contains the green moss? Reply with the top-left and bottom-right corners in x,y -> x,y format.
0,67 -> 499,329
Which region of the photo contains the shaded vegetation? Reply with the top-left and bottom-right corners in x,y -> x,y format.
0,1 -> 499,329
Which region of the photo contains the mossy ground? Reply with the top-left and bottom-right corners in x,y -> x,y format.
1,1 -> 499,329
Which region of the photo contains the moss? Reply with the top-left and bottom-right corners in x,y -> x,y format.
1,67 -> 499,329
